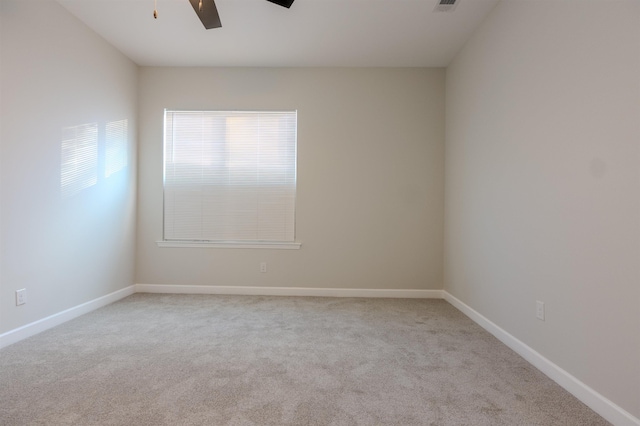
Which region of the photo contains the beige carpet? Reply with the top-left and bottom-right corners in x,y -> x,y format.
0,294 -> 608,425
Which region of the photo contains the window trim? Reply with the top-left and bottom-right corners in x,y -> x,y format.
156,240 -> 301,249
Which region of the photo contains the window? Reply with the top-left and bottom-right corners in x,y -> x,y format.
161,110 -> 298,248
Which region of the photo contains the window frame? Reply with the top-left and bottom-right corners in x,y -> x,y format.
158,109 -> 301,250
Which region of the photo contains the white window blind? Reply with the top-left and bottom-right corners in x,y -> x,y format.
163,110 -> 297,243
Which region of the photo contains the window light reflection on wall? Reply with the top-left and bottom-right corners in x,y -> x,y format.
105,119 -> 128,178
60,123 -> 98,199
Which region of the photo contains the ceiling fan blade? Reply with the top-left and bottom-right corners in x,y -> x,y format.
188,0 -> 222,29
266,0 -> 294,8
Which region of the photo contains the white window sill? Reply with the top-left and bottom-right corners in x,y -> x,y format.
156,240 -> 302,250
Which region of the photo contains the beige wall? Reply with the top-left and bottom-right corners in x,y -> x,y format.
136,67 -> 444,290
445,0 -> 640,418
0,0 -> 138,333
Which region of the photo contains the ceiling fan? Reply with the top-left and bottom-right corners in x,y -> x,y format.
176,0 -> 295,30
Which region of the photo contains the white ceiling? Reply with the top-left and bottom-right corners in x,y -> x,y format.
57,0 -> 500,67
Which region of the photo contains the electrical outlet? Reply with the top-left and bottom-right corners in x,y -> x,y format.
536,300 -> 545,321
16,289 -> 27,306
260,262 -> 267,273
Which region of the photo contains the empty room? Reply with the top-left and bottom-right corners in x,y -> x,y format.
1,0 -> 638,424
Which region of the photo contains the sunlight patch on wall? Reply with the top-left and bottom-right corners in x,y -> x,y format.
105,119 -> 128,178
60,123 -> 98,199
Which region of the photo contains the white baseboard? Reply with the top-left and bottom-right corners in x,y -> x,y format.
0,285 -> 440,349
443,291 -> 640,426
0,286 -> 135,350
2,284 -> 635,425
135,284 -> 444,299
